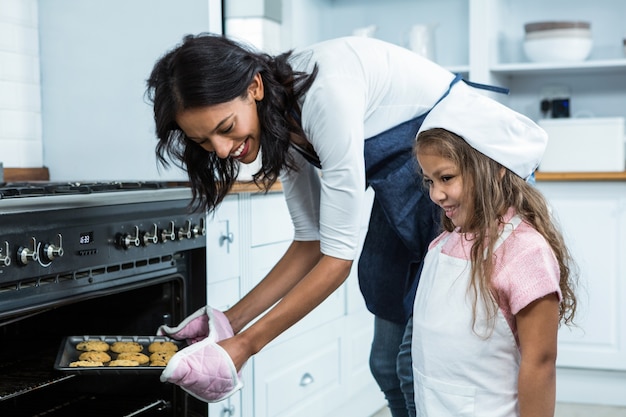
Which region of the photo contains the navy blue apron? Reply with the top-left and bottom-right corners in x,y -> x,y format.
292,75 -> 508,324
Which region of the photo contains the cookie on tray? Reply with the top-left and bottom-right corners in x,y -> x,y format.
117,352 -> 150,365
149,351 -> 175,365
70,360 -> 104,367
76,340 -> 110,352
109,359 -> 140,367
110,341 -> 143,353
148,341 -> 179,353
79,351 -> 111,363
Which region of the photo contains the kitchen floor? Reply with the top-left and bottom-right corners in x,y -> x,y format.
370,403 -> 626,417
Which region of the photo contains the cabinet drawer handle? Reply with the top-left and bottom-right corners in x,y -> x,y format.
219,232 -> 234,246
299,372 -> 314,386
218,220 -> 234,253
221,404 -> 235,417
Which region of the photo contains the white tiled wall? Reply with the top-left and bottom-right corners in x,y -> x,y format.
0,0 -> 43,167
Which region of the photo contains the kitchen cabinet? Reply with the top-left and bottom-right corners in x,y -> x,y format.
206,194 -> 243,417
536,181 -> 626,406
480,0 -> 626,122
281,0 -> 626,122
206,189 -> 383,416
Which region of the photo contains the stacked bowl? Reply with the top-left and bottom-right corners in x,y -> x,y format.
523,21 -> 592,63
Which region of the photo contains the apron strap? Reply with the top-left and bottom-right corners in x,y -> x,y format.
491,215 -> 523,254
459,74 -> 510,95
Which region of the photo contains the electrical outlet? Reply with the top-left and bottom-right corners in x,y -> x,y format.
540,85 -> 571,118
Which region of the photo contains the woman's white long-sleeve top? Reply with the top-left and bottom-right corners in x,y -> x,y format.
281,36 -> 455,260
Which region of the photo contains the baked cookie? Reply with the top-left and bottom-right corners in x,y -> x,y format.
69,360 -> 104,367
110,341 -> 143,353
76,340 -> 110,352
109,359 -> 139,367
149,351 -> 175,365
148,341 -> 179,353
79,351 -> 111,363
117,352 -> 150,365
150,360 -> 168,367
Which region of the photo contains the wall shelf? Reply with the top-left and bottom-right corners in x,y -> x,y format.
491,59 -> 626,76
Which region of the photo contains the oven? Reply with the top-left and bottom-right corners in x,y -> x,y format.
0,182 -> 208,416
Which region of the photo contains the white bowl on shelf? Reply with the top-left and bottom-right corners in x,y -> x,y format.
523,21 -> 592,63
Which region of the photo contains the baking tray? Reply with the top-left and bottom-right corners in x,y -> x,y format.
54,335 -> 186,375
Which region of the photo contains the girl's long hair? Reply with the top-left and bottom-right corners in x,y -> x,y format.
415,128 -> 577,331
145,33 -> 317,212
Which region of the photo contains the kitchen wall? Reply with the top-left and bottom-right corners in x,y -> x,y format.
1,0 -> 222,181
0,0 -> 42,168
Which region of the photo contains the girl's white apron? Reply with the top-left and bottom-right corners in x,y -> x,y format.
412,217 -> 522,417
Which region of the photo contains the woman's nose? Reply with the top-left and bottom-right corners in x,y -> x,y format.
209,136 -> 232,159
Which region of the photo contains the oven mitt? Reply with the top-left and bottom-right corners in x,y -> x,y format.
160,335 -> 243,403
156,305 -> 232,345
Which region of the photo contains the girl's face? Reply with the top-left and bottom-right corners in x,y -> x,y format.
175,74 -> 264,164
417,150 -> 470,231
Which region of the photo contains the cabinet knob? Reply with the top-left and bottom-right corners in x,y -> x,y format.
221,404 -> 235,417
299,372 -> 315,387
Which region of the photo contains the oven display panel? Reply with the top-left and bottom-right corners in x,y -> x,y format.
79,231 -> 94,245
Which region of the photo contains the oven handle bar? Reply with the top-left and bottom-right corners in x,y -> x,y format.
123,399 -> 170,416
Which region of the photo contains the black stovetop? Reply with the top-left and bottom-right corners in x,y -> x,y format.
0,181 -> 176,199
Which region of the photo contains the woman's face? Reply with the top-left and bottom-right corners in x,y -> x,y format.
175,74 -> 264,164
417,150 -> 470,231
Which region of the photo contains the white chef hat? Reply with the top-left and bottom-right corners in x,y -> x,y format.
418,82 -> 548,179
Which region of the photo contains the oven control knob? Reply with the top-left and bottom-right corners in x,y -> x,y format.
192,217 -> 206,237
116,226 -> 141,249
17,237 -> 39,265
42,234 -> 64,262
178,220 -> 193,240
143,223 -> 159,245
0,241 -> 11,267
161,221 -> 176,242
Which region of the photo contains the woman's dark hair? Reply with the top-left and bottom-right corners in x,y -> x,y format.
146,33 -> 318,212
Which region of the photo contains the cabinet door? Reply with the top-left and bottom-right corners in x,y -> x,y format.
248,192 -> 345,333
206,195 -> 240,284
253,319 -> 344,417
208,391 -> 241,417
247,192 -> 293,288
537,182 -> 626,371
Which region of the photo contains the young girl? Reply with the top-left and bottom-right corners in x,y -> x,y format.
411,84 -> 577,417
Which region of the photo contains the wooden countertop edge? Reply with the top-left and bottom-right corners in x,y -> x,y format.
5,167 -> 625,185
535,171 -> 626,181
230,181 -> 283,193
4,167 -> 51,182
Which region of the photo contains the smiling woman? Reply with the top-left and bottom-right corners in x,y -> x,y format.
144,32 -> 457,415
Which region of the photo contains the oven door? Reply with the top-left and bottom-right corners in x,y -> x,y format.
0,258 -> 207,417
